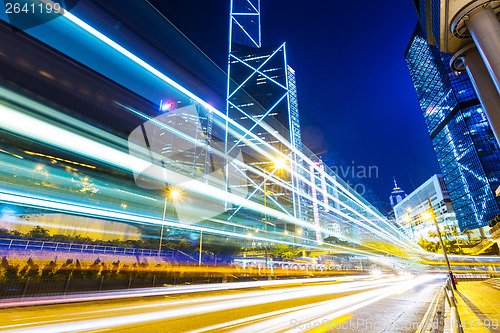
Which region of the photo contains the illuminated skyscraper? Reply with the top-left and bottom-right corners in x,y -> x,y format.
405,24 -> 500,231
226,0 -> 304,226
389,178 -> 407,209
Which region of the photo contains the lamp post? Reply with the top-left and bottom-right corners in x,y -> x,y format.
262,157 -> 286,276
158,189 -> 179,259
426,198 -> 456,289
198,230 -> 203,266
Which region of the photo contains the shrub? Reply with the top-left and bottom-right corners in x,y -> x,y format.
26,226 -> 50,238
41,261 -> 57,278
19,258 -> 39,278
72,259 -> 83,279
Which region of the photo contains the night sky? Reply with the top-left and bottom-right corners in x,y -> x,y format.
154,1 -> 441,203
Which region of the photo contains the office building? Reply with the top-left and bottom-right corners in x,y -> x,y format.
226,0 -> 304,229
394,175 -> 459,241
405,24 -> 500,231
411,0 -> 500,145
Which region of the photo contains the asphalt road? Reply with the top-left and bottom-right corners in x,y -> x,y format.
0,274 -> 444,333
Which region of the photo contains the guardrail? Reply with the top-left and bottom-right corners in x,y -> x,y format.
454,273 -> 490,281
0,238 -> 174,257
484,277 -> 500,290
444,276 -> 464,333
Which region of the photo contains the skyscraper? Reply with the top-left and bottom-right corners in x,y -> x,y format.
405,24 -> 500,231
410,0 -> 500,145
389,178 -> 407,209
226,0 -> 304,226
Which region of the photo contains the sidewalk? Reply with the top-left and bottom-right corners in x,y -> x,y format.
453,281 -> 500,332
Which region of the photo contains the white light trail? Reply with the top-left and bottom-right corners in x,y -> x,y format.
0,101 -> 415,255
0,276 -> 422,333
56,9 -> 412,247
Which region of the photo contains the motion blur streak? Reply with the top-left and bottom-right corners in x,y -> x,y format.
0,102 -> 411,255
212,275 -> 436,333
57,9 -> 418,249
0,275 -> 374,308
0,275 -> 437,333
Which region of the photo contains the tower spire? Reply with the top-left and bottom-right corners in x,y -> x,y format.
228,0 -> 261,49
393,177 -> 398,189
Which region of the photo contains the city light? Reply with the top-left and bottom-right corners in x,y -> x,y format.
1,1 -> 499,332
160,100 -> 173,111
423,212 -> 432,220
170,189 -> 180,200
51,10 -> 422,254
273,157 -> 286,170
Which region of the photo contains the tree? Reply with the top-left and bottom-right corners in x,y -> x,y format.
420,238 -> 439,252
27,226 -> 50,238
55,259 -> 73,279
41,261 -> 57,278
462,230 -> 474,244
270,244 -> 295,259
427,231 -> 438,239
72,259 -> 83,279
25,258 -> 39,278
442,226 -> 453,241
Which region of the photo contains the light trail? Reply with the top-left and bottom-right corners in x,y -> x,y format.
229,275 -> 437,333
115,102 -> 419,253
0,274 -> 377,309
0,187 -> 380,257
0,5 -> 421,255
1,85 -> 410,253
0,275 -> 438,333
0,100 -> 419,255
54,7 -> 412,246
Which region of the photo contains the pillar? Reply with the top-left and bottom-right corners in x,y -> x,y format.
462,46 -> 500,145
466,6 -> 500,93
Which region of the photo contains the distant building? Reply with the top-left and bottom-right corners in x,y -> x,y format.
389,178 -> 407,208
405,24 -> 500,231
394,175 -> 460,241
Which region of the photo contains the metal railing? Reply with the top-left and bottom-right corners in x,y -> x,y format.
0,238 -> 174,257
444,276 -> 464,333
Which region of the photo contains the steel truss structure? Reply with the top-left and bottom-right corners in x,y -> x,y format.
0,0 -> 424,257
223,0 -> 417,253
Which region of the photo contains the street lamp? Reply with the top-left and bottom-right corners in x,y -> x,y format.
426,198 -> 456,289
158,188 -> 180,258
263,157 -> 287,276
273,157 -> 286,170
170,189 -> 180,200
246,232 -> 255,249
